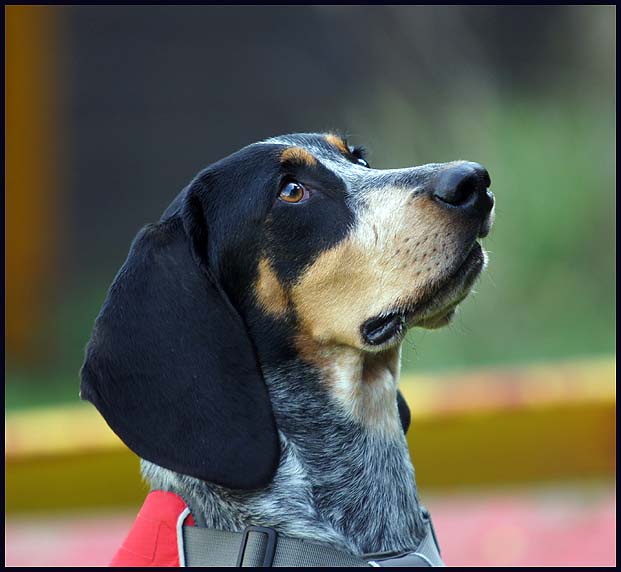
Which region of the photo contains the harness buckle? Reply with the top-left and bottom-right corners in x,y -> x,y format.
236,525 -> 277,567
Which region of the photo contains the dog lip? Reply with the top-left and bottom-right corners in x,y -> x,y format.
361,312 -> 405,346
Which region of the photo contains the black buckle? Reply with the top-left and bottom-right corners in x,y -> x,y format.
236,525 -> 277,567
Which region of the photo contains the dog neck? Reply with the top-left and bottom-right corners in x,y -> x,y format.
142,329 -> 425,556
263,342 -> 426,554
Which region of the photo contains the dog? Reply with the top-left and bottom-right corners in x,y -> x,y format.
80,132 -> 494,567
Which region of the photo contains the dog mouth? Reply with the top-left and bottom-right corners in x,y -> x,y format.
361,242 -> 486,347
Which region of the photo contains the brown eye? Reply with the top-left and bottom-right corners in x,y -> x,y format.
278,181 -> 310,203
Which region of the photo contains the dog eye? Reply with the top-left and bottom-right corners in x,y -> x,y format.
350,145 -> 370,168
278,181 -> 310,204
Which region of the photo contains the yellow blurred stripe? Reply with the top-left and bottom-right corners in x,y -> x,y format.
7,451 -> 148,513
402,358 -> 615,489
5,358 -> 616,512
5,405 -> 123,458
401,358 -> 615,417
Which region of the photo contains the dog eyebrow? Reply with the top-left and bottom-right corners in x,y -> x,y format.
280,147 -> 317,166
324,134 -> 350,156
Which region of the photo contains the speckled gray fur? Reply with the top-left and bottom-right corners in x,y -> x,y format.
142,357 -> 425,556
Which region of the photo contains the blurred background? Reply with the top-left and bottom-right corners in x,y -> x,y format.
5,5 -> 615,567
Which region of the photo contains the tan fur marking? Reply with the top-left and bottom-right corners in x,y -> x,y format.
324,134 -> 350,155
255,258 -> 289,317
280,146 -> 317,166
293,333 -> 403,437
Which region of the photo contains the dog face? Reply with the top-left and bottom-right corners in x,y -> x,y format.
80,133 -> 494,490
240,133 -> 494,352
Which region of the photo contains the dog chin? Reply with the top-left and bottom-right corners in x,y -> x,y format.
415,306 -> 457,330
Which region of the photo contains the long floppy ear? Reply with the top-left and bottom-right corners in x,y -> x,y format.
80,187 -> 279,490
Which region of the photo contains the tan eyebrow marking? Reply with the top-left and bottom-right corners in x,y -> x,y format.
325,134 -> 350,155
280,146 -> 317,166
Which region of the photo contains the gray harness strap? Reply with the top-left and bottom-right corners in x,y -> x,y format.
181,508 -> 444,567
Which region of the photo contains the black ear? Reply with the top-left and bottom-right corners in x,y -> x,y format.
397,390 -> 411,434
80,189 -> 279,490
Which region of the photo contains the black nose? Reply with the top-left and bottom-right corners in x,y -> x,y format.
433,162 -> 493,216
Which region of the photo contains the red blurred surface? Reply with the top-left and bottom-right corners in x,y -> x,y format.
429,485 -> 615,567
5,484 -> 615,567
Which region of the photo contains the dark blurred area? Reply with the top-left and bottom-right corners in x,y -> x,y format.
6,5 -> 615,406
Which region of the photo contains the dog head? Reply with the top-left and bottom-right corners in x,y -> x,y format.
80,133 -> 494,490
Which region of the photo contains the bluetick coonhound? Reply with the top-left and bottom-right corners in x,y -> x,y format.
80,133 -> 494,566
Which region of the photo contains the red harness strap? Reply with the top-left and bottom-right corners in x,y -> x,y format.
110,491 -> 195,567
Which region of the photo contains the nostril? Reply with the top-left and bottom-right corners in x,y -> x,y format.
452,174 -> 478,206
433,162 -> 490,210
481,168 -> 491,189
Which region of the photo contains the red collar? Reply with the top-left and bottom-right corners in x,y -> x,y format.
110,491 -> 195,567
